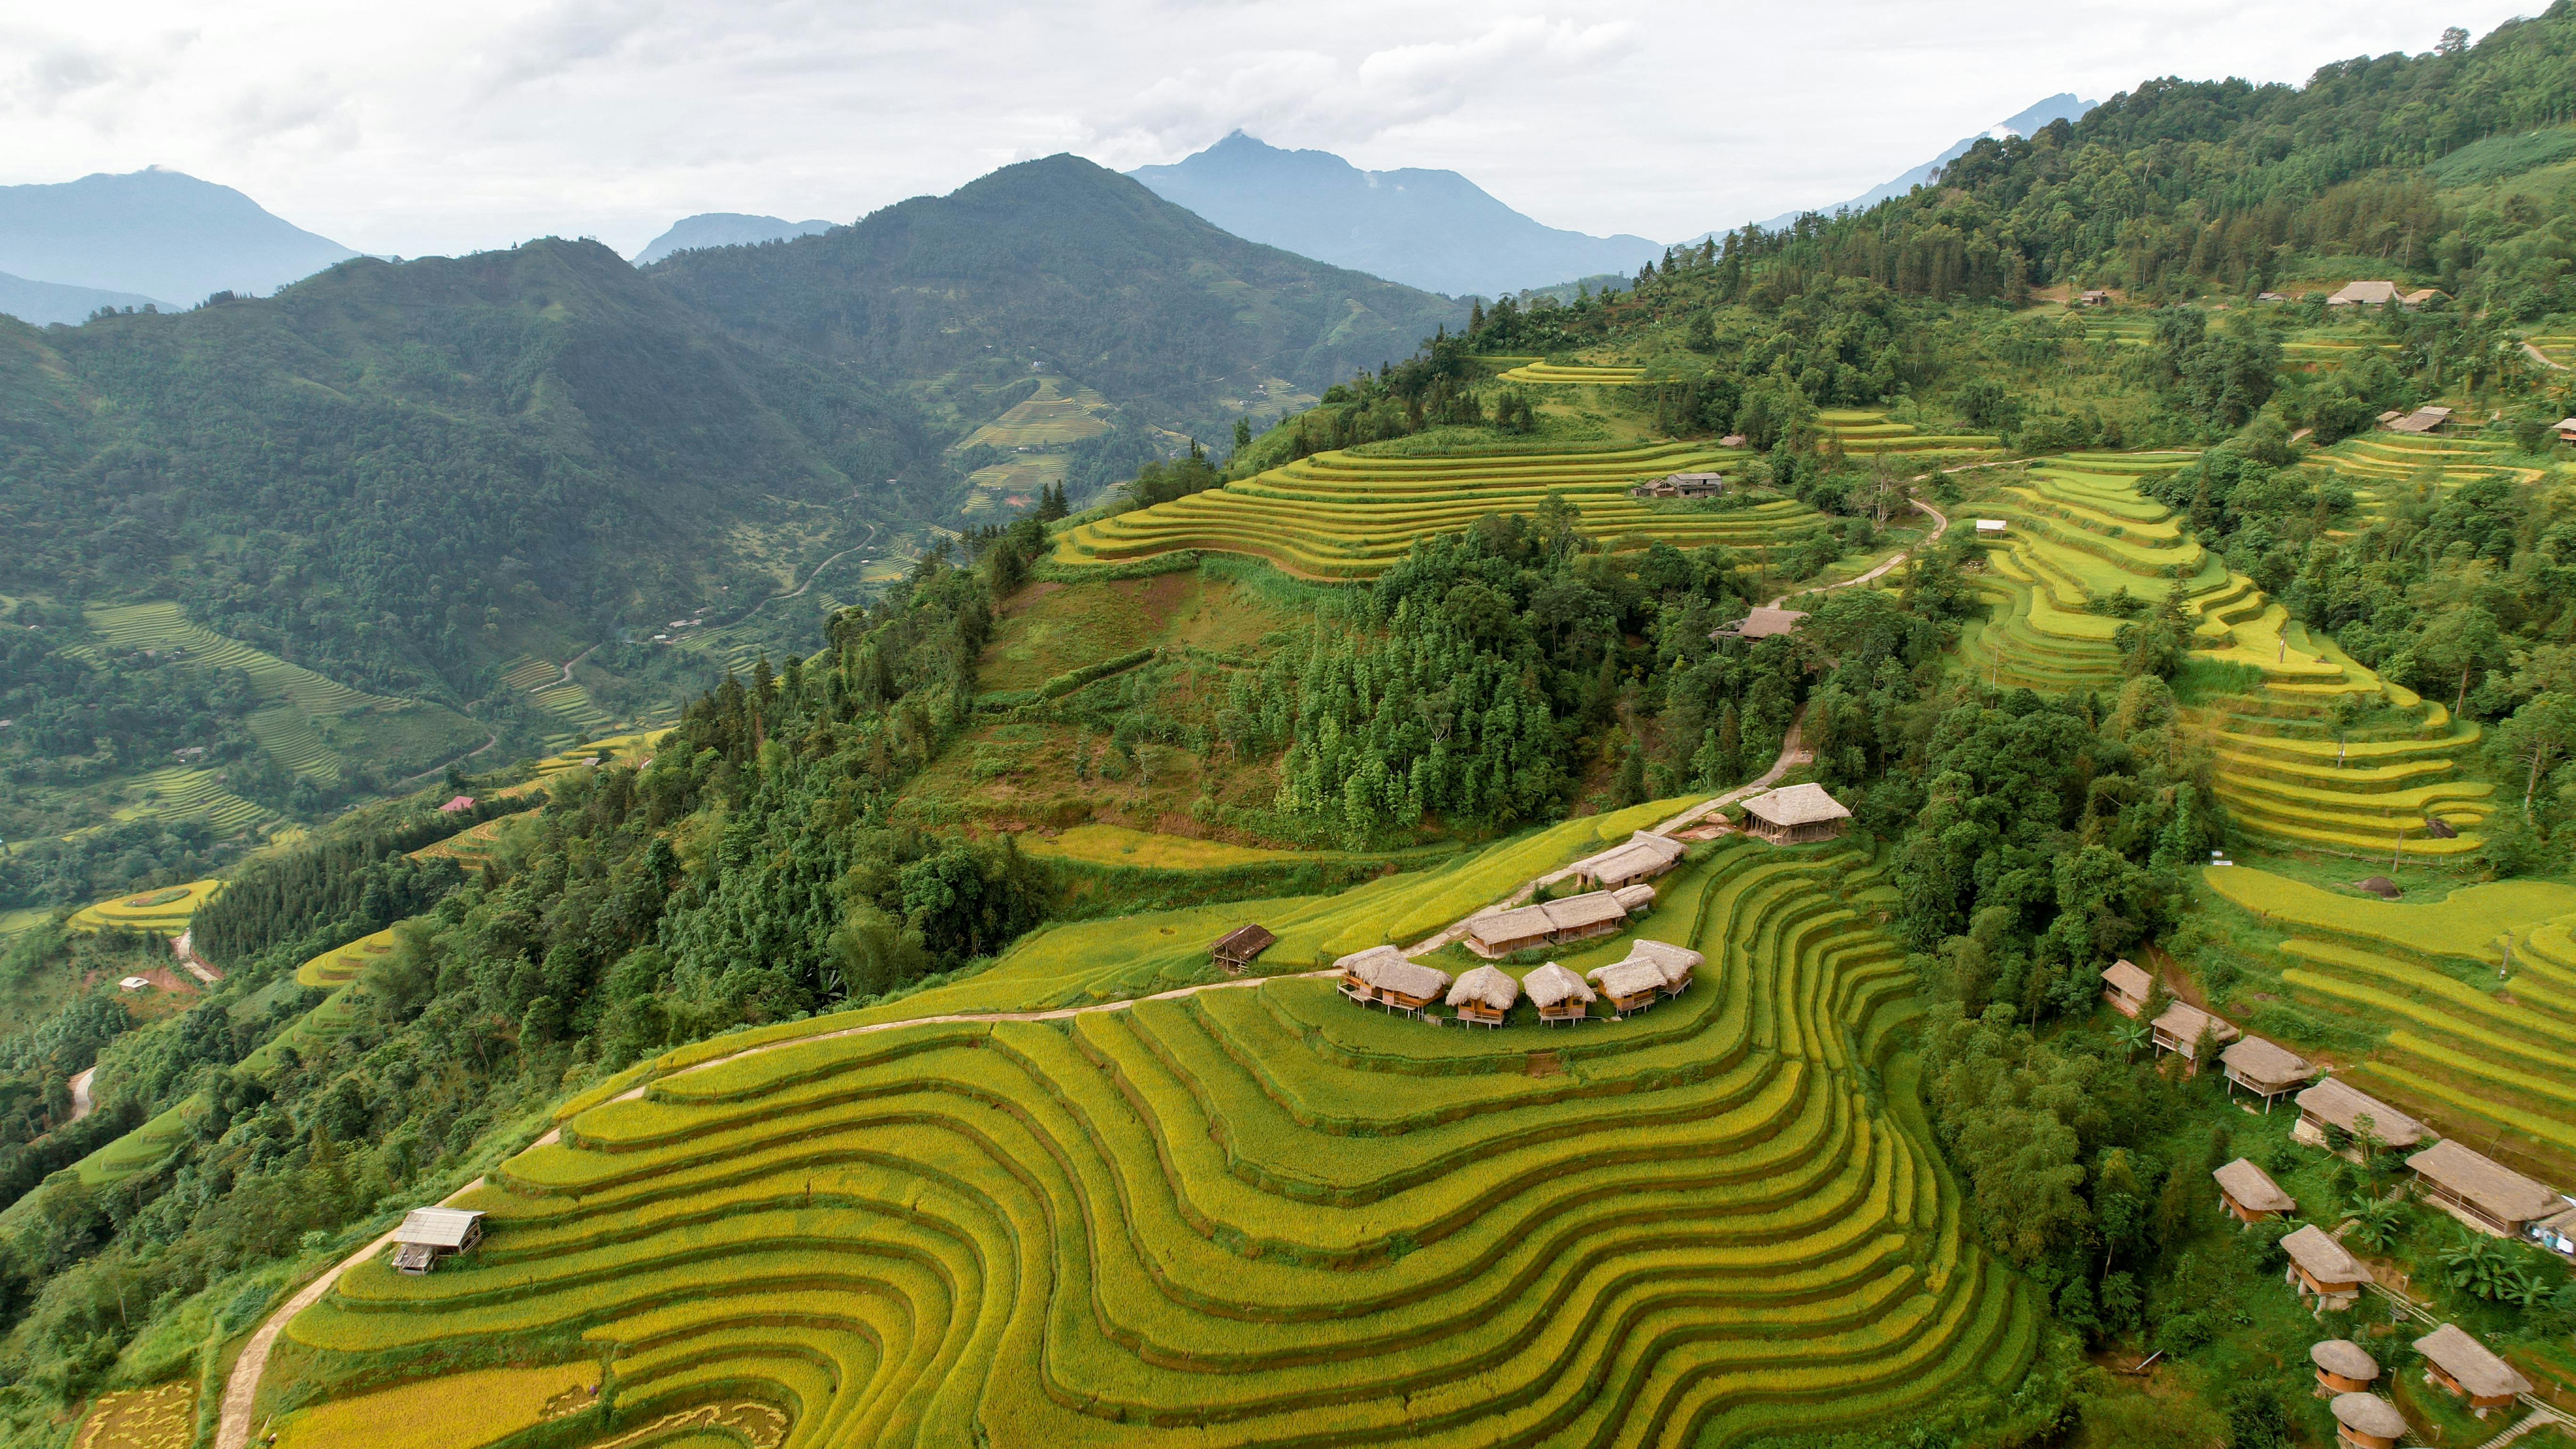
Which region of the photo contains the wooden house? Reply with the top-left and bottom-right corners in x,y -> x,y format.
1564,831 -> 1687,891
1210,923 -> 1277,975
2413,1322 -> 2533,1416
438,795 -> 476,813
2075,289 -> 2113,306
1618,939 -> 1703,998
2554,416 -> 2576,444
2220,1036 -> 2316,1110
1711,605 -> 1809,642
2399,287 -> 2446,307
2384,404 -> 2454,434
1523,962 -> 1596,1025
2279,1224 -> 2371,1312
2327,1392 -> 2406,1449
2407,1138 -> 2562,1239
2310,1339 -> 2379,1397
1586,959 -> 1667,1017
2100,958 -> 2153,1017
2213,1157 -> 2296,1224
391,1207 -> 485,1274
1461,890 -> 1635,959
2150,999 -> 2238,1063
1446,965 -> 1519,1027
1740,783 -> 1851,845
2328,280 -> 2400,306
2293,1078 -> 2428,1159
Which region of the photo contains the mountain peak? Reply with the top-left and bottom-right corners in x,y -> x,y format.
0,167 -> 355,310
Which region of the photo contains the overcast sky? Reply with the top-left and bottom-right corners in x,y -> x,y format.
0,1 -> 2543,260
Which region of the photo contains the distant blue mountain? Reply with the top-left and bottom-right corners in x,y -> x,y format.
0,168 -> 357,308
1129,133 -> 1664,298
0,269 -> 169,327
634,213 -> 835,266
1736,94 -> 2099,236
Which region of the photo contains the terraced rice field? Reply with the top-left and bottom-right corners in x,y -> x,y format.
297,926 -> 397,988
1814,411 -> 2003,457
270,837 -> 2036,1448
2527,333 -> 2574,368
960,376 -> 1114,447
499,657 -> 561,691
1494,361 -> 1648,385
2203,866 -> 2576,1182
410,815 -> 516,872
1055,443 -> 1827,580
1952,453 -> 2493,856
113,765 -> 275,836
67,878 -> 223,934
2307,430 -> 2536,533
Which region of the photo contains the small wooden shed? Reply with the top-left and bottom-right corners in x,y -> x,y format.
1447,965 -> 1520,1028
2294,1077 -> 2428,1159
391,1207 -> 485,1274
2408,1138 -> 2562,1239
2220,1036 -> 2316,1110
1523,963 -> 1596,1025
2214,1157 -> 2296,1224
2310,1339 -> 2379,1396
1211,923 -> 1277,975
1739,783 -> 1850,845
2327,1391 -> 2407,1449
2413,1322 -> 2533,1416
2100,958 -> 2152,1017
2280,1224 -> 2371,1312
1587,959 -> 1667,1017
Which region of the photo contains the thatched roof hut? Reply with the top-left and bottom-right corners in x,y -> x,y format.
2310,1339 -> 2379,1391
2294,1078 -> 2428,1152
2100,958 -> 2152,1016
1447,965 -> 1520,1026
2414,1323 -> 2533,1409
2328,1393 -> 2407,1448
2281,1224 -> 2368,1291
1618,939 -> 1703,995
1587,959 -> 1668,1015
2220,1036 -> 2315,1107
1211,923 -> 1277,974
1565,830 -> 1686,890
2213,1158 -> 2295,1222
1713,606 -> 1808,641
1611,883 -> 1657,913
2151,999 -> 2238,1060
2408,1139 -> 2562,1235
1740,783 -> 1851,844
1524,962 -> 1596,1023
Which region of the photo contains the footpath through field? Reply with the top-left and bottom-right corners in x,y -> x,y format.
214,616 -> 1843,1449
1764,494 -> 1950,610
66,1069 -> 94,1127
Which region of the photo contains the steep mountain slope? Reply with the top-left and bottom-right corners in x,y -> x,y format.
0,268 -> 167,326
0,168 -> 357,305
1740,94 -> 2096,234
632,212 -> 835,266
1128,131 -> 1663,297
2,238 -> 936,704
650,154 -> 1470,438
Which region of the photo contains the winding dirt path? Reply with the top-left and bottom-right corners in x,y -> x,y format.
66,1068 -> 94,1126
2522,340 -> 2568,372
170,930 -> 220,986
1765,495 -> 1950,611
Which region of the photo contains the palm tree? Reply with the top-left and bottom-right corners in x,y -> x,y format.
2437,1227 -> 2510,1300
2343,1197 -> 2408,1255
2113,1018 -> 2155,1063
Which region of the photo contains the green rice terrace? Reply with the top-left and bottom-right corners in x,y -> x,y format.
1953,451 -> 2493,857
1054,441 -> 1829,580
2200,865 -> 2576,1183
2306,428 -> 2540,533
257,834 -> 2038,1448
1494,360 -> 1649,385
1813,410 -> 2001,456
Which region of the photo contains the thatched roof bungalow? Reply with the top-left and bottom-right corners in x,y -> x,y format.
1446,965 -> 1520,1027
1740,783 -> 1851,844
1587,959 -> 1668,1016
2408,1139 -> 2562,1239
2328,280 -> 2400,306
2221,1036 -> 2316,1109
2413,1322 -> 2532,1414
2214,1157 -> 2296,1224
1564,830 -> 1686,891
1524,962 -> 1596,1025
2310,1339 -> 2379,1395
2294,1078 -> 2428,1159
1335,944 -> 1408,1003
1462,890 -> 1636,959
2327,1392 -> 2407,1448
1618,939 -> 1704,998
1712,606 -> 1808,642
1612,883 -> 1657,914
2151,999 -> 2238,1063
2280,1224 -> 2370,1311
2100,958 -> 2152,1017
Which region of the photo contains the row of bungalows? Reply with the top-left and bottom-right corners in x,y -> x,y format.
2329,280 -> 2446,308
1335,946 -> 1452,1017
1441,942 -> 1705,1028
1463,885 -> 1656,959
2407,1137 -> 2576,1254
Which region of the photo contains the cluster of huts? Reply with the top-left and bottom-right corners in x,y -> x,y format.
2306,1327 -> 2534,1445
2327,280 -> 2446,308
1335,938 -> 1704,1026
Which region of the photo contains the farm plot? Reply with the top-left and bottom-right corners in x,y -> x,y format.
1950,452 -> 2493,856
1494,361 -> 1649,385
1814,410 -> 2003,457
111,766 -> 276,837
272,838 -> 2034,1448
2202,864 -> 2576,1182
67,878 -> 223,934
2306,431 -> 2537,532
1055,442 -> 1830,580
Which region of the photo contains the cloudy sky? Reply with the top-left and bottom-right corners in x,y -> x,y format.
0,0 -> 2542,259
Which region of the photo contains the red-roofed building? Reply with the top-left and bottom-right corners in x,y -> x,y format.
439,795 -> 476,813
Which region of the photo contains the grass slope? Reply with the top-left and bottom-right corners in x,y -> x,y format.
265,835 -> 2033,1447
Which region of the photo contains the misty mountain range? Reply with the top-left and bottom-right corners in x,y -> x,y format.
0,95 -> 2093,325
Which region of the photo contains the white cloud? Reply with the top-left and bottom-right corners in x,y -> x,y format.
0,0 -> 2546,259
